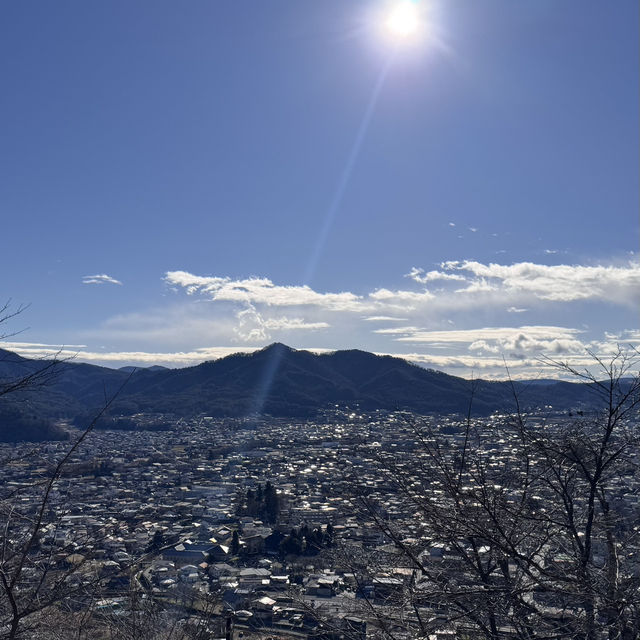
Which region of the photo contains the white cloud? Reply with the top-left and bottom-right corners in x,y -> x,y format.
166,261 -> 640,325
5,344 -> 258,368
434,260 -> 640,304
82,274 -> 122,285
611,329 -> 640,344
234,305 -> 268,342
232,303 -> 330,343
165,270 -> 446,317
454,278 -> 496,294
264,318 -> 329,331
165,271 -> 363,311
507,307 -> 527,313
1,341 -> 87,349
368,288 -> 434,306
384,351 -> 606,380
374,325 -> 588,361
373,326 -> 422,336
587,329 -> 640,355
376,325 -> 582,344
406,267 -> 466,284
407,260 -> 640,307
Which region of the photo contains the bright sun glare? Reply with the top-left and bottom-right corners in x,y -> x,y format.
386,2 -> 420,40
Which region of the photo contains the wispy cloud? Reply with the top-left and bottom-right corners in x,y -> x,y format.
374,324 -> 579,341
82,274 -> 122,286
167,261 -> 640,320
0,341 -> 87,349
3,343 -> 259,367
372,325 -> 595,363
408,260 -> 640,304
363,316 -> 409,322
233,303 -> 330,343
406,267 -> 466,284
165,271 -> 363,311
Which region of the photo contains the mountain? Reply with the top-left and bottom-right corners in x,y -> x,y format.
0,347 -> 131,441
118,365 -> 170,373
0,343 -> 611,441
100,343 -> 509,417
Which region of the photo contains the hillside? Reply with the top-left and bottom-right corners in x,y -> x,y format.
0,344 -> 605,441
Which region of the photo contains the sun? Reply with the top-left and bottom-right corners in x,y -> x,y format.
385,2 -> 421,40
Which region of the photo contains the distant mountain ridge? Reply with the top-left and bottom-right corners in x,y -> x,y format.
0,343 -> 609,441
118,364 -> 169,373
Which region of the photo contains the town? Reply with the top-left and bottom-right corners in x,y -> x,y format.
2,405 -> 638,639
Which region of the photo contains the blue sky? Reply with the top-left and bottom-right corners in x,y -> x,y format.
1,0 -> 638,378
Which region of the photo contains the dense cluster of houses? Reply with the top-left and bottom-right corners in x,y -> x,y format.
2,407 -> 638,639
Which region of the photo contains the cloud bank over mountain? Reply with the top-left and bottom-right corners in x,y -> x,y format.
6,259 -> 637,379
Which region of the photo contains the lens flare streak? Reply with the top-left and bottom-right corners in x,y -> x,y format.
302,55 -> 394,286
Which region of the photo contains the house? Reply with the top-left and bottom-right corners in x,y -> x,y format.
162,542 -> 215,567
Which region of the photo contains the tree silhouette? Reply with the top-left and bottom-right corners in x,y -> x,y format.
231,530 -> 240,556
346,349 -> 640,640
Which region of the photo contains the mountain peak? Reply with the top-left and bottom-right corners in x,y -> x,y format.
260,342 -> 295,354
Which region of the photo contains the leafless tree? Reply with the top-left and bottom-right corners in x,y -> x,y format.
0,303 -> 227,639
0,303 -> 131,639
0,384 -> 131,639
343,348 -> 640,640
0,301 -> 67,400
